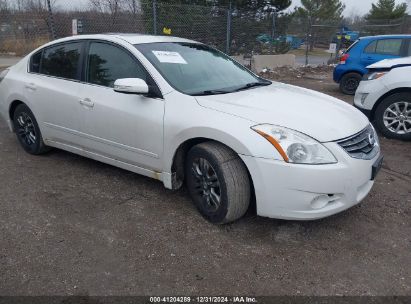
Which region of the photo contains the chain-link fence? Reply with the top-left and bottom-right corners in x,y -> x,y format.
1,0 -> 411,65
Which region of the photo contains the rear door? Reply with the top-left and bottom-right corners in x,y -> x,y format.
360,38 -> 405,66
28,41 -> 85,149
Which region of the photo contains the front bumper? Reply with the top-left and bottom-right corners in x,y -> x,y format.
354,79 -> 388,118
333,66 -> 342,83
240,142 -> 381,220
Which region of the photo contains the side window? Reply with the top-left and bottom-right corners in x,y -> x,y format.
41,42 -> 82,80
87,42 -> 147,87
30,51 -> 42,73
407,40 -> 411,56
364,41 -> 377,54
375,39 -> 402,56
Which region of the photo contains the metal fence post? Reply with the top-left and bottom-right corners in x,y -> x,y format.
270,11 -> 276,55
46,0 -> 56,39
305,16 -> 311,66
153,0 -> 157,35
225,1 -> 232,55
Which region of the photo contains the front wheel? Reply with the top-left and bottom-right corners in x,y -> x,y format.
374,93 -> 411,141
185,142 -> 251,224
339,72 -> 362,95
13,104 -> 50,154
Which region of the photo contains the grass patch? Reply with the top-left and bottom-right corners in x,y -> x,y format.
0,37 -> 51,56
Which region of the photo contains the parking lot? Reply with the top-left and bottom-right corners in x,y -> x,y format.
0,66 -> 410,296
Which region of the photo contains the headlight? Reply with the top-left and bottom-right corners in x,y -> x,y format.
370,124 -> 380,147
364,71 -> 387,81
251,124 -> 337,164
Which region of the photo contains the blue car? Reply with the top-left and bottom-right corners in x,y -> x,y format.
333,35 -> 411,95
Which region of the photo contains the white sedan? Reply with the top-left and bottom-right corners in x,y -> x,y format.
355,57 -> 411,141
0,34 -> 382,223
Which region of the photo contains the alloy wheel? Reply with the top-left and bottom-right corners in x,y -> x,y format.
383,101 -> 411,134
16,112 -> 37,146
345,78 -> 359,92
191,157 -> 221,212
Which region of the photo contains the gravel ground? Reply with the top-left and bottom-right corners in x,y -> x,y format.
0,67 -> 410,296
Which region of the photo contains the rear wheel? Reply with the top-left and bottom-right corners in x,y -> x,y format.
374,93 -> 411,141
340,72 -> 362,95
185,142 -> 250,224
13,104 -> 50,154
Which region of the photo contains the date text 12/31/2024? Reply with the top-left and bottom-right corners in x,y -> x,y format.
149,296 -> 258,303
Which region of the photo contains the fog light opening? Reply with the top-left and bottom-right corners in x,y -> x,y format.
310,194 -> 340,210
360,93 -> 369,105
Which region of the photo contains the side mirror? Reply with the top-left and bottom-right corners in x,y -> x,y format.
113,78 -> 149,95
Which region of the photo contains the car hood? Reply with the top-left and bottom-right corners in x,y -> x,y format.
367,56 -> 411,69
195,82 -> 369,142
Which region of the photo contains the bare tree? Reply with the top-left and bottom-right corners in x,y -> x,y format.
89,0 -> 123,24
123,0 -> 140,16
8,0 -> 58,12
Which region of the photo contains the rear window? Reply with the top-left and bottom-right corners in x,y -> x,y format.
364,41 -> 377,53
346,40 -> 359,53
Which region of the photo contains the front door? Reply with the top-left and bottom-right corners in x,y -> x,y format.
78,41 -> 164,171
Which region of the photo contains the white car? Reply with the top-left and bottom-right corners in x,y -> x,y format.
355,57 -> 411,141
0,34 -> 383,224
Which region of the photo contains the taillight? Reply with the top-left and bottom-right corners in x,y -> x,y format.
340,53 -> 349,64
0,69 -> 9,83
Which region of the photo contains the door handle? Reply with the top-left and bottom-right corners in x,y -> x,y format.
79,98 -> 94,108
25,83 -> 37,91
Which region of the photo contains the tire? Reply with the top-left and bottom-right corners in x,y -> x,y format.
185,142 -> 251,224
339,72 -> 362,95
374,93 -> 411,141
13,104 -> 50,154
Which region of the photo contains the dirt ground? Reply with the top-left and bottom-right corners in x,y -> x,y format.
0,66 -> 410,296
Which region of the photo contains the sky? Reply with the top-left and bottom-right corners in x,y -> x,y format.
56,0 -> 410,16
290,0 -> 410,16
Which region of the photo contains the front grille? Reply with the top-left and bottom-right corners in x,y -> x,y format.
337,125 -> 379,160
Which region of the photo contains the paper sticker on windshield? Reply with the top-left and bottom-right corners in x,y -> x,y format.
152,51 -> 187,64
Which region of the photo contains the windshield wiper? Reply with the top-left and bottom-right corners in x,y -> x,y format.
232,81 -> 271,92
191,80 -> 271,96
191,89 -> 232,96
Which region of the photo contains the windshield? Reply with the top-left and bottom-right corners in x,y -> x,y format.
135,42 -> 270,95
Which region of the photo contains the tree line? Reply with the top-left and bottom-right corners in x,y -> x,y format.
1,0 -> 408,25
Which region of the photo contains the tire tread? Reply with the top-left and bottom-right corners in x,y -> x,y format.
188,142 -> 250,224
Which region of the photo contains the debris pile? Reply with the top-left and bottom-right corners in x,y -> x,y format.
259,65 -> 334,81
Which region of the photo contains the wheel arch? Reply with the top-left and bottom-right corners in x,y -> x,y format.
8,100 -> 26,131
370,87 -> 411,121
169,137 -> 256,204
340,70 -> 364,79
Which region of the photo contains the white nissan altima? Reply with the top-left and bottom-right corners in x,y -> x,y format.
0,34 -> 383,224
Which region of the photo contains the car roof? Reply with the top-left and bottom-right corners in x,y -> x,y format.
47,33 -> 200,45
359,34 -> 411,41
